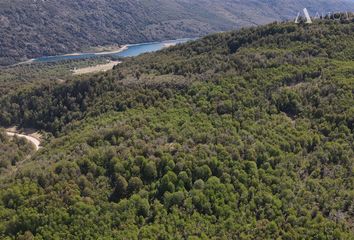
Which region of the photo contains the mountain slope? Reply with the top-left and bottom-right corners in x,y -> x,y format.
0,0 -> 354,65
0,20 -> 353,239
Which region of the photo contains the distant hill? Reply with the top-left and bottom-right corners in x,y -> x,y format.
0,0 -> 353,65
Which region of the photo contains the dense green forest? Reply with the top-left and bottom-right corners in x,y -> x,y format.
0,20 -> 353,239
1,0 -> 353,65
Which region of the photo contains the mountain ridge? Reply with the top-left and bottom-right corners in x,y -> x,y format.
1,0 -> 353,65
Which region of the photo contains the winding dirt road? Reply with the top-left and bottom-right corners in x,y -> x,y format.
6,131 -> 41,151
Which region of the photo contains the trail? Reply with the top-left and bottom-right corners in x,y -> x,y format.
5,131 -> 41,151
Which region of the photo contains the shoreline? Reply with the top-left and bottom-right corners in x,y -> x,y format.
94,45 -> 128,56
62,44 -> 129,57
14,45 -> 128,65
163,42 -> 177,48
13,38 -> 194,65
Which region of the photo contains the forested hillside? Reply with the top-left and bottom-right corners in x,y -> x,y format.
0,20 -> 353,239
1,0 -> 354,65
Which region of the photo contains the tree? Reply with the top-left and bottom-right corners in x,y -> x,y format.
164,191 -> 185,208
143,162 -> 157,182
159,171 -> 178,195
194,165 -> 212,181
110,175 -> 128,201
128,177 -> 143,194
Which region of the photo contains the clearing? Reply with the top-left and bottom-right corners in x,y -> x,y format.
72,61 -> 121,75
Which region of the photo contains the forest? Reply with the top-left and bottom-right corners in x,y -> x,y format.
0,20 -> 353,239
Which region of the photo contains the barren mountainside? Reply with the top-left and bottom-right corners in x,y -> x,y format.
0,0 -> 353,65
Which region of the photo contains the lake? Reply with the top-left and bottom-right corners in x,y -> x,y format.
33,38 -> 193,63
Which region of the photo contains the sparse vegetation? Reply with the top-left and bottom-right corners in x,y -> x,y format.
0,57 -> 115,95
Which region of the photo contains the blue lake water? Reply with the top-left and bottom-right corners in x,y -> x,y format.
33,38 -> 193,63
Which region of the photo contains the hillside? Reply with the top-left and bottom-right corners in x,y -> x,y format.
0,20 -> 353,239
1,0 -> 354,65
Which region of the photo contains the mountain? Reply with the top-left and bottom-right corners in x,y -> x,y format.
0,19 -> 353,238
1,0 -> 354,65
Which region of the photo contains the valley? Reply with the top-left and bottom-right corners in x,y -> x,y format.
1,0 -> 353,65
